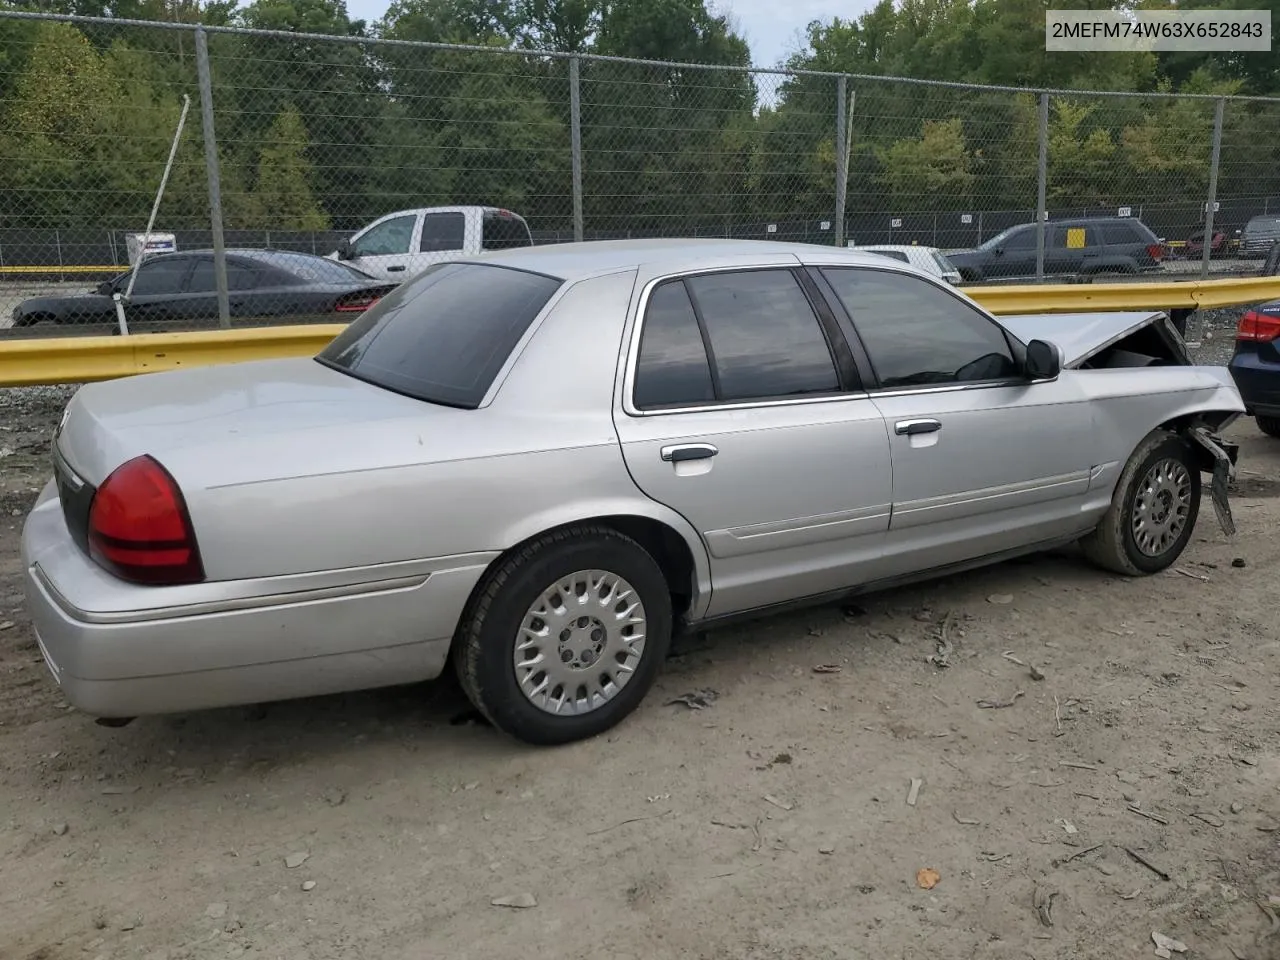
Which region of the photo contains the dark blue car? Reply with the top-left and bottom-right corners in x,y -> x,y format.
1227,301 -> 1280,437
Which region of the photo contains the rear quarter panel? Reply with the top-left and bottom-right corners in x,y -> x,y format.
175,269 -> 713,610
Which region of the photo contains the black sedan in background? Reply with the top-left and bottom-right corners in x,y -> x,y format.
12,249 -> 398,327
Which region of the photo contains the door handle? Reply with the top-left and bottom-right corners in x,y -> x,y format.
661,443 -> 718,463
895,418 -> 941,436
387,265 -> 406,273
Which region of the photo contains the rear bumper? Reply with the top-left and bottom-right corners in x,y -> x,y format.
1227,350 -> 1280,417
21,481 -> 493,717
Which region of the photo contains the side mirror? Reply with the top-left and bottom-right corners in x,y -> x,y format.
334,239 -> 353,260
95,280 -> 113,296
1025,339 -> 1061,381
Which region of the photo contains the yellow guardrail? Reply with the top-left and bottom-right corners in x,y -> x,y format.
2,274 -> 1278,389
0,325 -> 346,388
0,265 -> 122,275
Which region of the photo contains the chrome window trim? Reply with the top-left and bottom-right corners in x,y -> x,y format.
619,258 -> 1035,418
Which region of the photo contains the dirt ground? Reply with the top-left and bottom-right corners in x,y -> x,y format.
2,334 -> 1279,960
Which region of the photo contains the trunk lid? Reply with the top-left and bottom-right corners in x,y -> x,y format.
53,357 -> 468,490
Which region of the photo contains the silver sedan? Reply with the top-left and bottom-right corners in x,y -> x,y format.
21,239 -> 1245,744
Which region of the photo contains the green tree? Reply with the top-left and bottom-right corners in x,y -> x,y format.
249,104 -> 330,229
875,118 -> 975,206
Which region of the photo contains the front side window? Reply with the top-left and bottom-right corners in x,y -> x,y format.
129,257 -> 190,295
188,258 -> 260,292
317,262 -> 562,408
351,214 -> 416,258
822,267 -> 1018,388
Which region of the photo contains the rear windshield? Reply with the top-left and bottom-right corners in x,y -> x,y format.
931,251 -> 957,272
316,261 -> 562,408
483,213 -> 533,250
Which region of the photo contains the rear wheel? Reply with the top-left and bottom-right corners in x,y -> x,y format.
454,525 -> 672,745
1080,430 -> 1201,576
1256,416 -> 1280,438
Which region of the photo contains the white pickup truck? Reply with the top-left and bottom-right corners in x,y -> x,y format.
331,206 -> 534,280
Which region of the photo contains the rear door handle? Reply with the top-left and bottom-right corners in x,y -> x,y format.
661,443 -> 718,463
895,418 -> 942,436
387,265 -> 406,273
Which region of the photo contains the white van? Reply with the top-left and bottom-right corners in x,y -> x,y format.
331,206 -> 533,280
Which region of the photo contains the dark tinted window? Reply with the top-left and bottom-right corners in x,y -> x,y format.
243,251 -> 376,283
1003,228 -> 1036,250
685,270 -> 838,401
1100,223 -> 1138,245
866,249 -> 910,263
483,213 -> 533,250
822,268 -> 1017,388
317,262 -> 561,408
188,259 -> 260,292
420,212 -> 466,252
129,257 -> 190,295
633,281 -> 715,409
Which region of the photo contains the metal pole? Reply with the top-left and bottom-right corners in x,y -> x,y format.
1035,92 -> 1049,281
194,26 -> 230,328
835,76 -> 849,247
569,55 -> 584,243
1201,97 -> 1225,281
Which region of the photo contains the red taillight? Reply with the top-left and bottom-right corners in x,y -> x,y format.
1236,309 -> 1280,343
88,455 -> 204,585
335,294 -> 380,313
1146,243 -> 1165,261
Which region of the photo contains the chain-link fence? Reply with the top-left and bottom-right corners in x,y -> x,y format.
3,10 -> 1280,337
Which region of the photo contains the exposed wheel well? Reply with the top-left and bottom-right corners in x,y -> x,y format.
462,516 -> 699,632
1156,411 -> 1239,473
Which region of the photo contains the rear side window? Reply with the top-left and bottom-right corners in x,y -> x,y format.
632,269 -> 840,409
419,212 -> 466,252
633,281 -> 716,409
483,213 -> 533,250
317,262 -> 561,408
188,258 -> 260,292
1101,223 -> 1138,245
129,257 -> 191,295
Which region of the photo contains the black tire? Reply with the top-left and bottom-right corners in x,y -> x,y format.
454,525 -> 673,746
1256,416 -> 1280,438
1079,430 -> 1201,576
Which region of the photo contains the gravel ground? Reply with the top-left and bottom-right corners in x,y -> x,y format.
1,308 -> 1277,960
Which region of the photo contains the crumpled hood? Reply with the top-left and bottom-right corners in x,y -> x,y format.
999,310 -> 1176,368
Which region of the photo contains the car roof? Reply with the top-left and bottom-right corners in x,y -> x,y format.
850,244 -> 937,253
454,238 -> 899,281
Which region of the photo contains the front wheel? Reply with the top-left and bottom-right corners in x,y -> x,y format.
1080,430 -> 1201,576
1255,415 -> 1280,438
454,525 -> 673,746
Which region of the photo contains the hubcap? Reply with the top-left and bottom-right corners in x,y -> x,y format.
513,570 -> 647,716
1131,457 -> 1192,557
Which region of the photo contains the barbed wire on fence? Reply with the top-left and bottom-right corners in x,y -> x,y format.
1,8 -> 1278,336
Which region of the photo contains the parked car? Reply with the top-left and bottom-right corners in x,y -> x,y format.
1227,301 -> 1280,436
12,250 -> 397,328
330,205 -> 533,280
22,239 -> 1242,745
946,217 -> 1166,282
847,244 -> 962,284
1238,215 -> 1280,258
1182,229 -> 1228,259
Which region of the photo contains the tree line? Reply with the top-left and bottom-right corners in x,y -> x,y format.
1,0 -> 1278,239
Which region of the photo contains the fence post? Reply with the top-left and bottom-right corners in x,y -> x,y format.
194,26 -> 230,328
835,76 -> 849,247
1035,92 -> 1049,282
569,55 -> 584,243
1201,97 -> 1225,281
